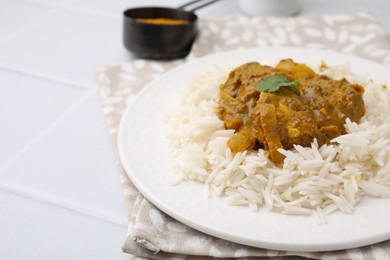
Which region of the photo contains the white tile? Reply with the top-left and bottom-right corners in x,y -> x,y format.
0,69 -> 86,167
0,91 -> 128,225
0,190 -> 132,260
0,2 -> 52,43
0,10 -> 130,88
70,0 -> 186,17
59,0 -> 238,19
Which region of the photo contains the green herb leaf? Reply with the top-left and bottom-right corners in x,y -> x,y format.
258,75 -> 300,95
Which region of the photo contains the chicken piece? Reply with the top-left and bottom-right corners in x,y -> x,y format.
278,59 -> 365,141
218,62 -> 279,146
255,88 -> 322,163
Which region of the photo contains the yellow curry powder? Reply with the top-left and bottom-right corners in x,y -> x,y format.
135,18 -> 189,25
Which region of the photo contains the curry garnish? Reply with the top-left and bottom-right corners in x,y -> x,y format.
258,75 -> 300,95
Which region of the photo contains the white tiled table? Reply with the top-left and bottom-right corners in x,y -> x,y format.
1,0 -> 389,259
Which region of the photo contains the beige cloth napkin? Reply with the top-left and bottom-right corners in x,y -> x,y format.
95,13 -> 390,259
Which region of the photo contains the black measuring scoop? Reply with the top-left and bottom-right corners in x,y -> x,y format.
123,0 -> 221,60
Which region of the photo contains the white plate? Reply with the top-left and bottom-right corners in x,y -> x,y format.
117,47 -> 390,252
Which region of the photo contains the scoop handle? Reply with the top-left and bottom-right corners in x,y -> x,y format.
178,0 -> 221,12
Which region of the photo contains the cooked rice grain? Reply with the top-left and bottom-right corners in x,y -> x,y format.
165,62 -> 390,224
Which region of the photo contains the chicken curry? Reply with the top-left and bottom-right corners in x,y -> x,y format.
218,59 -> 365,164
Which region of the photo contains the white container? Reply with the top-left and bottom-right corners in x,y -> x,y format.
238,0 -> 301,16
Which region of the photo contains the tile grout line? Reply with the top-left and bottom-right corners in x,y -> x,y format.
0,64 -> 94,90
0,88 -> 128,227
11,0 -> 120,21
0,0 -> 119,50
57,5 -> 120,21
0,0 -> 116,92
13,0 -> 75,9
0,89 -> 96,175
0,6 -> 60,48
0,181 -> 127,227
0,1 -> 126,228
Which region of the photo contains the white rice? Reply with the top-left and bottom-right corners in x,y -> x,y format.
164,61 -> 390,224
